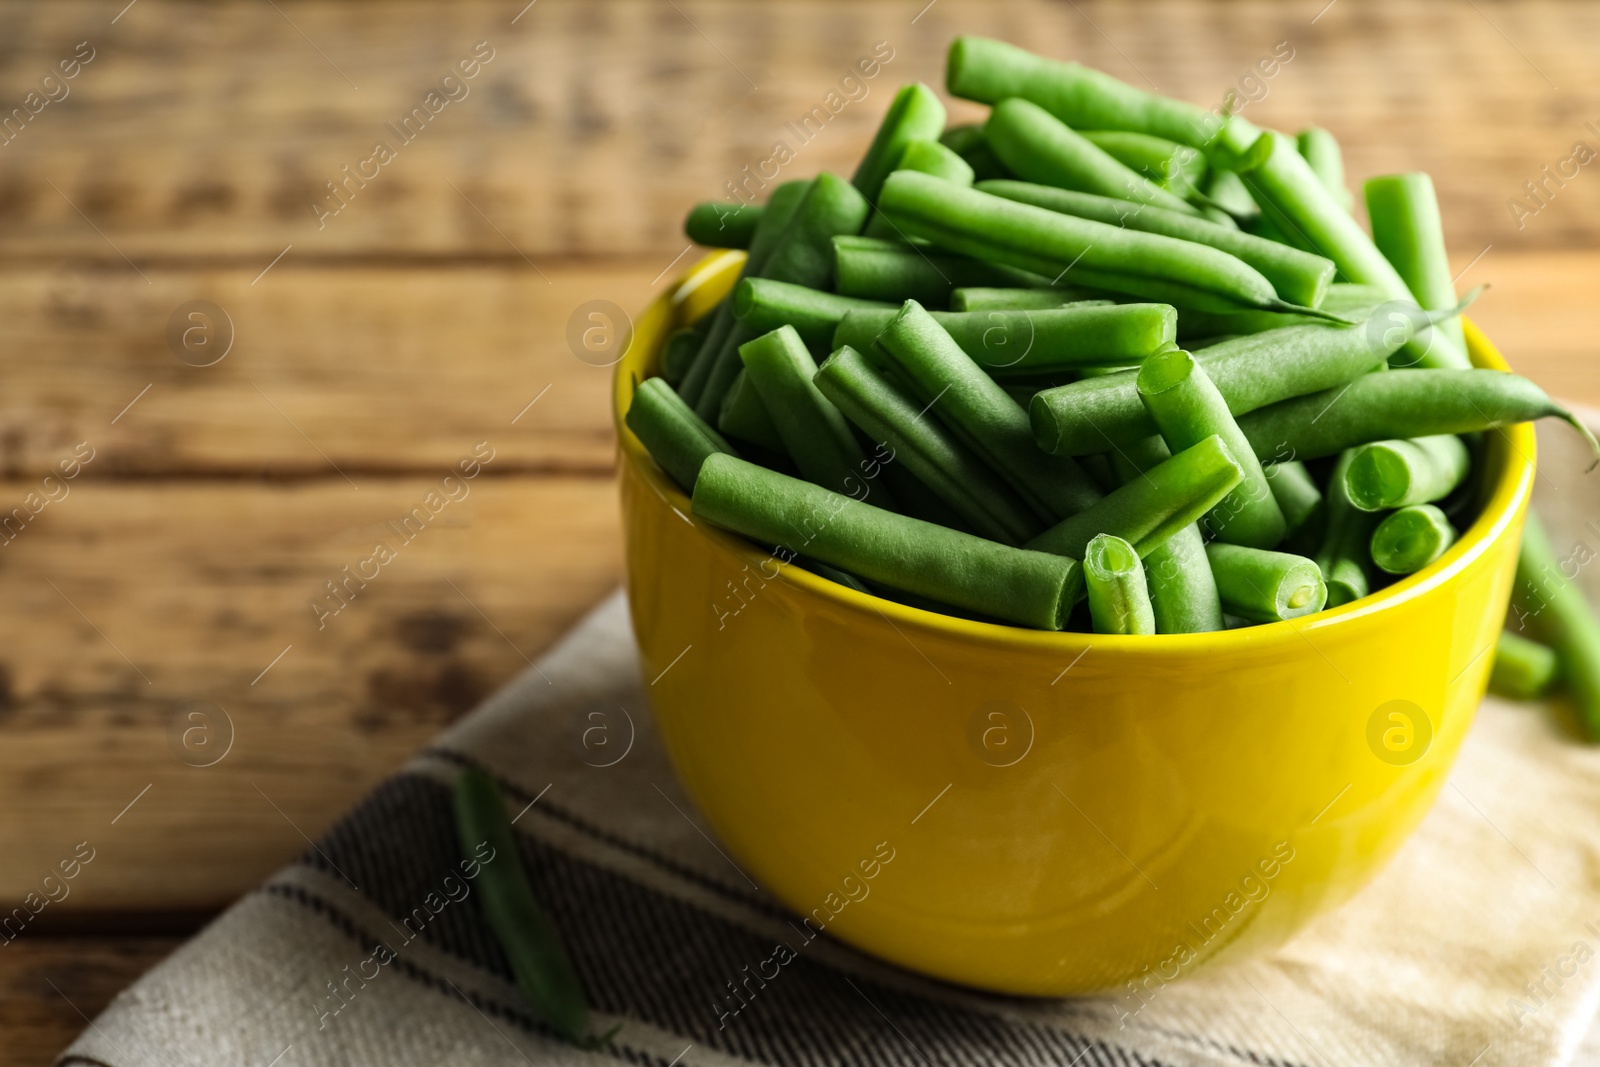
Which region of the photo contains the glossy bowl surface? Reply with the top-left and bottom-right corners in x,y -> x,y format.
614,253 -> 1533,995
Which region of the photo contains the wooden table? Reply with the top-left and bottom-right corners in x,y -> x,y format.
7,1 -> 1600,1060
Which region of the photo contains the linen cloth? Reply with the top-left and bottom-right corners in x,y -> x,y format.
59,424 -> 1600,1067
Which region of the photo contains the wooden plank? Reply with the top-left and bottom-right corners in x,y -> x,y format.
0,0 -> 1597,263
0,936 -> 180,1067
0,474 -> 622,911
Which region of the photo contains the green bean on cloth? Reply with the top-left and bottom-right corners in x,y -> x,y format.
1136,348 -> 1286,548
1205,542 -> 1328,623
832,234 -> 1053,305
691,453 -> 1083,629
1344,434 -> 1471,511
1314,449 -> 1381,607
1084,533 -> 1156,634
1369,504 -> 1456,575
734,277 -> 892,349
1489,630 -> 1561,701
625,377 -> 740,493
1514,510 -> 1600,737
685,201 -> 764,248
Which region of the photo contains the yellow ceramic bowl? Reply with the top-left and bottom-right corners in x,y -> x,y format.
614,252 -> 1533,996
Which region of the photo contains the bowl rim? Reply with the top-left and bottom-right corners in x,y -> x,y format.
612,251 -> 1537,654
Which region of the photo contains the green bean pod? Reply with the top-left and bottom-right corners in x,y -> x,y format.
1108,436 -> 1223,633
733,277 -> 892,349
454,769 -> 594,1045
692,454 -> 1082,629
813,345 -> 1042,544
897,140 -> 976,185
1344,434 -> 1471,511
1365,172 -> 1467,355
978,178 -> 1336,308
1236,369 -> 1600,462
1314,449 -> 1380,607
852,82 -> 947,205
1203,168 -> 1261,227
875,302 -> 1104,521
878,171 -> 1344,316
833,234 -> 1052,305
1081,130 -> 1208,196
1266,460 -> 1327,554
946,36 -> 1224,149
1136,349 -> 1286,548
950,287 -> 1106,312
1084,533 -> 1156,634
1370,504 -> 1456,574
1488,630 -> 1560,701
1205,543 -> 1328,622
716,371 -> 785,452
685,201 -> 764,248
1026,433 -> 1243,558
661,327 -> 703,386
1514,510 -> 1600,737
984,99 -> 1200,216
739,326 -> 880,499
1296,128 -> 1352,211
625,378 -> 740,492
940,123 -> 1011,181
1173,283 -> 1388,340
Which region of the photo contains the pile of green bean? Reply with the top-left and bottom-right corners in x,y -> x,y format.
630,36 -> 1600,673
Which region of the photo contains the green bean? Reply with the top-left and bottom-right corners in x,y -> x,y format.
454,768 -> 597,1046
878,171 -> 1347,317
897,140 -> 975,185
1084,533 -> 1155,634
1314,449 -> 1380,607
716,370 -> 785,452
833,303 -> 1175,378
1344,434 -> 1470,511
1137,349 -> 1286,547
1295,128 -> 1352,211
1081,130 -> 1208,197
875,301 -> 1103,521
1173,282 -> 1388,340
1078,451 -> 1120,493
852,82 -> 947,205
978,178 -> 1336,307
685,201 -> 764,248
1512,510 -> 1600,737
950,287 -> 1107,312
1030,317 -> 1436,456
679,179 -> 813,405
692,454 -> 1082,629
1237,369 -> 1600,462
1026,433 -> 1243,558
946,36 -> 1223,149
1369,504 -> 1456,574
739,326 -> 879,498
733,277 -> 891,349
1203,168 -> 1261,227
1365,172 -> 1468,356
661,326 -> 703,386
1108,436 -> 1223,633
833,234 -> 1051,305
625,378 -> 740,492
814,345 -> 1042,544
1234,131 -> 1461,369
1266,460 -> 1326,553
1206,543 -> 1327,622
940,123 -> 1011,181
693,174 -> 872,419
984,99 -> 1201,216
1488,630 -> 1560,701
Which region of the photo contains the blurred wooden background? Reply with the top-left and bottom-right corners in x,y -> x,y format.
6,0 -> 1600,1060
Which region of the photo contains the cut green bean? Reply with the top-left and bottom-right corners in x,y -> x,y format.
692,454 -> 1081,629
897,140 -> 976,185
985,99 -> 1201,216
716,370 -> 785,452
814,345 -> 1042,544
739,326 -> 879,498
1084,533 -> 1155,634
1081,130 -> 1208,197
947,36 -> 1223,149
833,234 -> 1052,305
1203,168 -> 1260,227
951,287 -> 1105,312
852,82 -> 947,205
1026,433 -> 1243,558
941,123 -> 1011,181
1108,436 -> 1223,633
1344,434 -> 1471,511
733,277 -> 891,349
1237,369 -> 1600,462
879,171 -> 1346,317
1266,460 -> 1326,553
685,201 -> 764,248
454,768 -> 598,1046
662,327 -> 703,386
1514,511 -> 1600,737
1370,504 -> 1456,574
1488,630 -> 1560,701
875,301 -> 1103,521
1206,543 -> 1327,622
979,178 -> 1335,307
1030,315 -> 1446,456
626,378 -> 740,492
1365,172 -> 1467,355
1137,349 -> 1286,547
833,303 -> 1176,378
1314,449 -> 1379,607
1235,131 -> 1466,369
1296,128 -> 1352,211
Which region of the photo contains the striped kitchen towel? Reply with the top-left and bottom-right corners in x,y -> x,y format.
58,425 -> 1600,1067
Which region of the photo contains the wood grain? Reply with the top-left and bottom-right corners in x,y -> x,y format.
0,936 -> 180,1067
